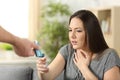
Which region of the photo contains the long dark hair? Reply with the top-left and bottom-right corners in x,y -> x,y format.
69,10 -> 109,53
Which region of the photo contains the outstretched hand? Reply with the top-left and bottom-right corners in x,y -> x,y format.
13,38 -> 39,57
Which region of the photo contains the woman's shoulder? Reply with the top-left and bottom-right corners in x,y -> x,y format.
99,48 -> 120,65
102,48 -> 120,72
96,48 -> 119,61
59,43 -> 72,51
103,48 -> 119,57
58,43 -> 73,62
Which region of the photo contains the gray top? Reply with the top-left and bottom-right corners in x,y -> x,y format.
59,44 -> 120,80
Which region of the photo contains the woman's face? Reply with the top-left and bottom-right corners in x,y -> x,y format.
69,17 -> 86,49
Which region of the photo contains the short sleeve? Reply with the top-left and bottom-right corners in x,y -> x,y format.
58,44 -> 69,62
104,50 -> 120,72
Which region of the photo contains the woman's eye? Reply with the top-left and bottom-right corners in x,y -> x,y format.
76,30 -> 82,32
69,29 -> 72,32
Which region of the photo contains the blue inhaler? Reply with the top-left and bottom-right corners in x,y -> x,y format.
34,40 -> 44,57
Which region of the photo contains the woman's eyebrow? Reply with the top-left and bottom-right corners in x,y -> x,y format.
69,27 -> 82,29
68,27 -> 84,30
75,27 -> 84,30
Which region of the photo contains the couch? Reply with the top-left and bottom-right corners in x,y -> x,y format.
0,62 -> 63,80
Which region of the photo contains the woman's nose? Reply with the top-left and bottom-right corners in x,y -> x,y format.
71,31 -> 76,38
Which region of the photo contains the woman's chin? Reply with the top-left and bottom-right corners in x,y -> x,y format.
72,45 -> 82,50
72,45 -> 79,49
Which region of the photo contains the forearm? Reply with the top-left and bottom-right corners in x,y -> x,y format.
37,53 -> 65,80
38,65 -> 63,80
0,26 -> 19,45
79,66 -> 98,80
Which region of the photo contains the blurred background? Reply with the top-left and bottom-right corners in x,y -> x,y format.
0,0 -> 120,63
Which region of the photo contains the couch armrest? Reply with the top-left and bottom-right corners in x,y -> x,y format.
0,65 -> 33,80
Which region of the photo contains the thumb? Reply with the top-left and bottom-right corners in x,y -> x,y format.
33,42 -> 39,50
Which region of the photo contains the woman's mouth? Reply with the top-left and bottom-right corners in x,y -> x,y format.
71,41 -> 77,45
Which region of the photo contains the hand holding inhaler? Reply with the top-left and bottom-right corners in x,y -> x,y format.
34,41 -> 49,74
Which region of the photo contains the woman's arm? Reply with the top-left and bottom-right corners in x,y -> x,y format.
104,66 -> 120,80
37,53 -> 65,80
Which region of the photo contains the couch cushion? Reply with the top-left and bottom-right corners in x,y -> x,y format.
0,65 -> 33,80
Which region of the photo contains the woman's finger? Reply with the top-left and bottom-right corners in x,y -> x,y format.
37,66 -> 48,71
38,68 -> 49,73
77,49 -> 84,59
74,52 -> 79,62
37,57 -> 47,64
37,63 -> 49,73
79,49 -> 89,58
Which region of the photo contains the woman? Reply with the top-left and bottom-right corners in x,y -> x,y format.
37,10 -> 120,80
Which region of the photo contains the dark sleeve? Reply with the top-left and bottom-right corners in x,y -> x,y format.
104,50 -> 120,72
